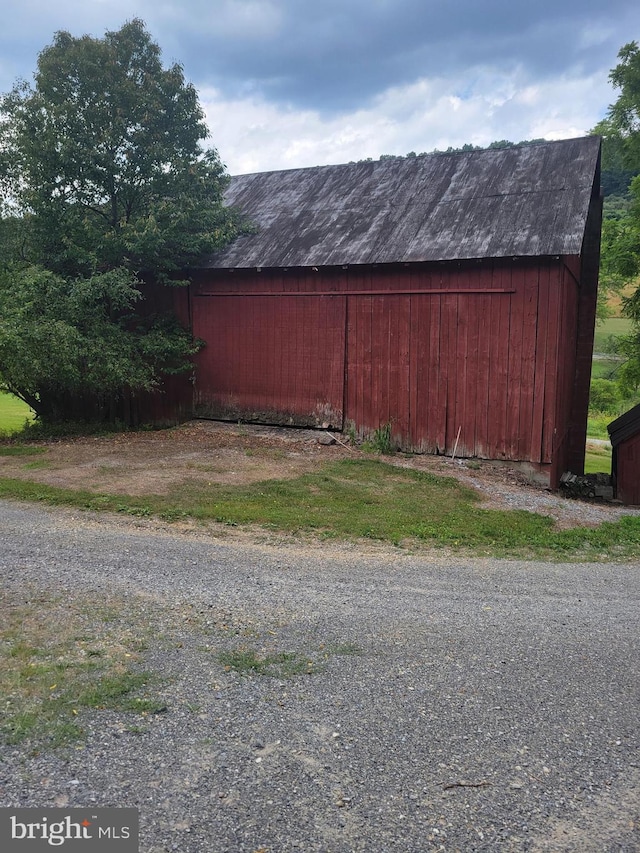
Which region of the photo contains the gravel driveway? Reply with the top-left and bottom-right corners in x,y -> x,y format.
1,500 -> 639,852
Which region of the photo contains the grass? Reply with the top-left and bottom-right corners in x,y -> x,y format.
593,317 -> 633,352
218,641 -> 363,678
21,459 -> 51,470
0,392 -> 34,436
0,590 -> 166,749
0,324 -> 632,561
0,445 -> 46,457
0,458 -> 639,559
590,357 -> 623,381
218,648 -> 314,677
584,442 -> 612,474
362,422 -> 396,454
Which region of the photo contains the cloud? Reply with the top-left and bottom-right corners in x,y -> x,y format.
165,0 -> 640,114
0,0 -> 638,172
2,1 -> 638,111
202,62 -> 613,173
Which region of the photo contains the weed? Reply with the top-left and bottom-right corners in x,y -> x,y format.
218,648 -> 314,678
76,672 -> 164,713
116,504 -> 151,517
218,640 -> 366,678
362,422 -> 395,455
159,508 -> 189,522
345,420 -> 358,446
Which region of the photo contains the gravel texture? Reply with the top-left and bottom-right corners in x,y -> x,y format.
1,499 -> 640,852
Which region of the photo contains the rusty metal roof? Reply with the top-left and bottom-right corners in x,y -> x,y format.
206,136 -> 601,269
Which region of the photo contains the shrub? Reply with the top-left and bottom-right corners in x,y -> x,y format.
589,378 -> 622,415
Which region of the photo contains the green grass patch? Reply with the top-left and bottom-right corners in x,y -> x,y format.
0,392 -> 35,436
0,591 -> 165,749
218,648 -> 314,677
584,443 -> 612,474
21,459 -> 51,470
1,458 -> 639,559
218,640 -> 364,678
0,445 -> 47,457
590,357 -> 623,381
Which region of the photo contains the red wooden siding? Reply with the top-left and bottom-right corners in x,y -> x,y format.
549,265 -> 582,485
130,283 -> 193,425
191,273 -> 346,428
343,262 -> 565,465
189,257 -> 584,482
615,433 -> 640,505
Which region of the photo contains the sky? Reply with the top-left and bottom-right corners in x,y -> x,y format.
1,1 -> 640,175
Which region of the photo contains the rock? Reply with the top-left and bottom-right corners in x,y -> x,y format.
318,433 -> 336,446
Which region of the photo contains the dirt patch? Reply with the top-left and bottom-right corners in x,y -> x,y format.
0,421 -> 346,496
1,419 -> 638,529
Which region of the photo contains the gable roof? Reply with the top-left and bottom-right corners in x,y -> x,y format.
608,403 -> 640,448
206,136 -> 601,270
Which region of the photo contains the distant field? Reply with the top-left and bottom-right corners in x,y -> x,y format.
604,282 -> 636,318
591,357 -> 622,381
593,317 -> 633,352
0,392 -> 34,435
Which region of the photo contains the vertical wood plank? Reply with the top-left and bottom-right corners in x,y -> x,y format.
530,262 -> 550,463
506,263 -> 525,459
472,264 -> 493,458
517,267 -> 540,459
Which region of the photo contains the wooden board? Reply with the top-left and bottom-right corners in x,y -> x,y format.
188,259 -> 577,478
192,287 -> 346,428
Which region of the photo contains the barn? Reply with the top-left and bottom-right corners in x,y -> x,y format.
608,403 -> 640,505
162,136 -> 602,487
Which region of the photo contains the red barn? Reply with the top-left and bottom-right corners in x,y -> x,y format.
608,404 -> 640,505
166,137 -> 601,487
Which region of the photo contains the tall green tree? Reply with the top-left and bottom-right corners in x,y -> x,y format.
0,19 -> 242,423
593,42 -> 640,391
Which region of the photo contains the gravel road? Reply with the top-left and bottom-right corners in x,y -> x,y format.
1,499 -> 639,852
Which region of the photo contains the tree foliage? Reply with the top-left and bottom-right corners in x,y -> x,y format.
591,42 -> 640,391
1,19 -> 240,278
0,265 -> 199,421
0,19 -> 242,423
594,43 -> 640,275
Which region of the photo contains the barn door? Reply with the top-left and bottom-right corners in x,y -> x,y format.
192,293 -> 346,429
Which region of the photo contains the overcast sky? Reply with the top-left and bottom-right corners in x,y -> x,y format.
1,1 -> 639,174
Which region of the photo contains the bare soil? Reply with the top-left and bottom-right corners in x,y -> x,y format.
1,419 -> 638,530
